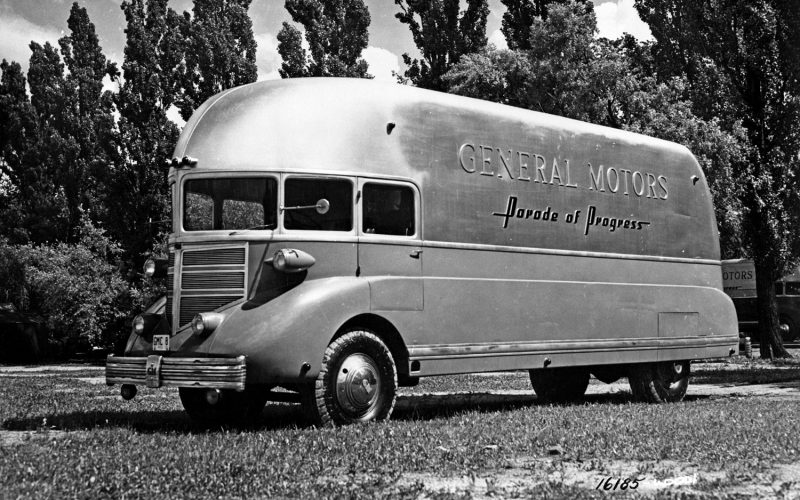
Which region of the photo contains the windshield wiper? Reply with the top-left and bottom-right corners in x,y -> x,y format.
229,223 -> 276,236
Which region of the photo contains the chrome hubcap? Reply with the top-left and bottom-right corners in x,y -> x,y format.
335,353 -> 382,418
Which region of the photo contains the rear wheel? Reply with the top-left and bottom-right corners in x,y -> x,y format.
302,330 -> 397,427
529,367 -> 590,403
779,315 -> 799,343
628,361 -> 690,403
179,387 -> 268,426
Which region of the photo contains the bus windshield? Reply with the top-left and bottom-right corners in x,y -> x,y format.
183,177 -> 277,231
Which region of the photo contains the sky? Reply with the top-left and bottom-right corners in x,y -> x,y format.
0,0 -> 652,82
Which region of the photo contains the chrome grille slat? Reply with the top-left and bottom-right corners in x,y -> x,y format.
183,248 -> 245,266
179,295 -> 244,326
181,272 -> 244,290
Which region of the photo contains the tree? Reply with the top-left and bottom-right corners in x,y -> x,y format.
500,0 -> 591,50
277,0 -> 371,78
1,1 -> 116,246
105,0 -> 181,266
394,0 -> 489,91
176,0 -> 258,121
635,0 -> 800,358
0,58 -> 64,244
56,2 -> 117,236
445,1 -> 746,274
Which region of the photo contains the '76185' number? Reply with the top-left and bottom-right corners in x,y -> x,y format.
596,476 -> 643,491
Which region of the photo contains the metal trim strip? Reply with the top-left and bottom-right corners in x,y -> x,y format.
408,336 -> 738,361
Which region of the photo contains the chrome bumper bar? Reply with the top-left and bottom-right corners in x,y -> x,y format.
106,355 -> 246,391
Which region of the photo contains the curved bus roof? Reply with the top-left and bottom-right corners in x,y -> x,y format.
173,78 -> 720,262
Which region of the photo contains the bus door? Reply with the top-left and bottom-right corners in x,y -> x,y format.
357,179 -> 423,311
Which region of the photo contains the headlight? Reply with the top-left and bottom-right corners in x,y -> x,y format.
191,312 -> 223,337
143,259 -> 156,278
272,248 -> 315,273
191,315 -> 205,336
133,315 -> 145,335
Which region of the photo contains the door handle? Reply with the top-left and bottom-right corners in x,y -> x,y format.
410,249 -> 423,259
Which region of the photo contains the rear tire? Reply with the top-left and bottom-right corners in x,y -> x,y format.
779,315 -> 799,343
179,387 -> 268,426
302,330 -> 397,427
529,367 -> 590,403
628,361 -> 690,403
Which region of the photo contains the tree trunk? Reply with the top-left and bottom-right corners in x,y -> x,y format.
754,260 -> 792,359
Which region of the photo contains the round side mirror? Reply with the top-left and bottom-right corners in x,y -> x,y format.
316,198 -> 330,215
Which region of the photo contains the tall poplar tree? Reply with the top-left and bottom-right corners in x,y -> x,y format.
57,2 -> 117,235
394,0 -> 489,91
176,0 -> 258,121
277,0 -> 371,78
635,0 -> 800,358
106,0 -> 182,264
0,57 -> 65,243
1,3 -> 114,244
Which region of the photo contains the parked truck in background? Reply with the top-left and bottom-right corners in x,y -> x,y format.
722,259 -> 800,343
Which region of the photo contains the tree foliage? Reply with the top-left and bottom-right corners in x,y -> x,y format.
636,0 -> 800,358
0,215 -> 131,350
500,0 -> 591,50
176,0 -> 258,121
394,0 -> 489,90
0,3 -> 115,244
277,0 -> 371,78
105,0 -> 182,266
445,1 -> 746,271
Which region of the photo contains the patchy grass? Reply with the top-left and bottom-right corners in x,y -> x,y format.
1,364 -> 799,498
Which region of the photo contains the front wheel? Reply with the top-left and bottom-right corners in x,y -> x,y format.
302,330 -> 397,427
628,361 -> 690,403
529,367 -> 590,403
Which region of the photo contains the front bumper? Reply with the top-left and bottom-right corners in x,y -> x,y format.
106,354 -> 247,391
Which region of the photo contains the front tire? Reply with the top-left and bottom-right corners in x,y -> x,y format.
628,361 -> 690,403
302,330 -> 397,427
529,367 -> 590,403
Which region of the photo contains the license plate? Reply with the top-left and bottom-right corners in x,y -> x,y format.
152,335 -> 170,352
145,355 -> 162,388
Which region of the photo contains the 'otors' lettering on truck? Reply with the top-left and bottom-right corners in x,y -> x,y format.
458,143 -> 669,200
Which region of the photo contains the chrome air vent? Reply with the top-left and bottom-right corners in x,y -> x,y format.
175,245 -> 247,329
181,272 -> 245,290
183,248 -> 245,266
165,252 -> 175,327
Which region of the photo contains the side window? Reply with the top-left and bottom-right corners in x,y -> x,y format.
284,178 -> 353,231
784,282 -> 800,295
362,183 -> 415,236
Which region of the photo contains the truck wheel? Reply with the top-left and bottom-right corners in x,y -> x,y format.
529,367 -> 590,403
179,387 -> 268,426
302,330 -> 397,427
628,361 -> 690,403
779,315 -> 798,343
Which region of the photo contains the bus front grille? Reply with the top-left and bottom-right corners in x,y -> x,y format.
173,245 -> 248,330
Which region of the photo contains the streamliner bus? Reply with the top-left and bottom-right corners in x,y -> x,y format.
106,78 -> 739,426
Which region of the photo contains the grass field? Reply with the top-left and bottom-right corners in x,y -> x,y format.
1,359 -> 800,498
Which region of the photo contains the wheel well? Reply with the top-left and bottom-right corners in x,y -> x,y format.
336,314 -> 409,376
